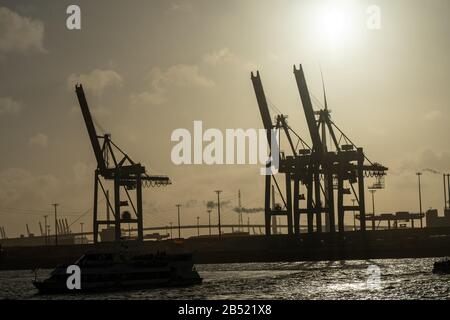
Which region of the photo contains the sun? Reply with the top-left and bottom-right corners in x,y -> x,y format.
313,3 -> 356,50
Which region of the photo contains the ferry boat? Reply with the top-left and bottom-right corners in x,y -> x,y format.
32,250 -> 202,294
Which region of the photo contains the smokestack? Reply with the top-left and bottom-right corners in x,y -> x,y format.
39,222 -> 44,236
447,174 -> 450,213
445,174 -> 448,211
2,227 -> 7,239
0,227 -> 4,239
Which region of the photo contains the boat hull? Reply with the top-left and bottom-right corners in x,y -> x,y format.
432,261 -> 450,274
33,277 -> 203,295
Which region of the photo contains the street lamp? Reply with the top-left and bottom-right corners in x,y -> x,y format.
52,203 -> 59,246
214,191 -> 223,236
176,204 -> 182,239
43,215 -> 48,246
207,209 -> 212,236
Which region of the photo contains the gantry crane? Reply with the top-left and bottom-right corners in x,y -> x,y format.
251,71 -> 313,236
75,84 -> 171,243
293,65 -> 387,233
251,71 -> 293,235
251,65 -> 387,236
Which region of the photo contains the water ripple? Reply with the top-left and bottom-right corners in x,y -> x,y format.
0,258 -> 448,300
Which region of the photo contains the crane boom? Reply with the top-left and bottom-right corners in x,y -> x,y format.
251,71 -> 274,146
293,65 -> 323,153
75,84 -> 106,172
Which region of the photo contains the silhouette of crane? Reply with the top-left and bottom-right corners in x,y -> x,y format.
251,65 -> 388,236
75,84 -> 171,243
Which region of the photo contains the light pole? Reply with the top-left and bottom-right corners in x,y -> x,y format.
446,174 -> 450,212
52,203 -> 59,246
416,172 -> 423,228
238,190 -> 242,231
197,216 -> 200,236
214,190 -> 223,236
176,204 -> 182,239
207,209 -> 212,236
43,215 -> 48,246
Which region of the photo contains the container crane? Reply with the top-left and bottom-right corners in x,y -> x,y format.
251,71 -> 293,235
293,64 -> 387,233
251,65 -> 388,236
75,84 -> 171,243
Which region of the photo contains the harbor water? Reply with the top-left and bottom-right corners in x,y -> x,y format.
0,258 -> 449,300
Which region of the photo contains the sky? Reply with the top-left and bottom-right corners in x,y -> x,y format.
0,0 -> 449,238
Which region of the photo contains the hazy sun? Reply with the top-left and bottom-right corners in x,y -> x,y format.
314,3 -> 356,50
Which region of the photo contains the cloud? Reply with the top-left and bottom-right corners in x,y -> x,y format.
203,47 -> 257,71
149,64 -> 214,90
417,149 -> 450,173
391,149 -> 450,176
130,90 -> 167,106
131,50 -> 254,107
28,133 -> 48,148
267,52 -> 280,62
67,69 -> 123,96
0,168 -> 60,207
131,64 -> 214,106
0,97 -> 22,116
0,6 -> 46,55
183,199 -> 199,208
425,110 -> 442,121
203,48 -> 237,66
168,1 -> 193,13
72,162 -> 94,184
